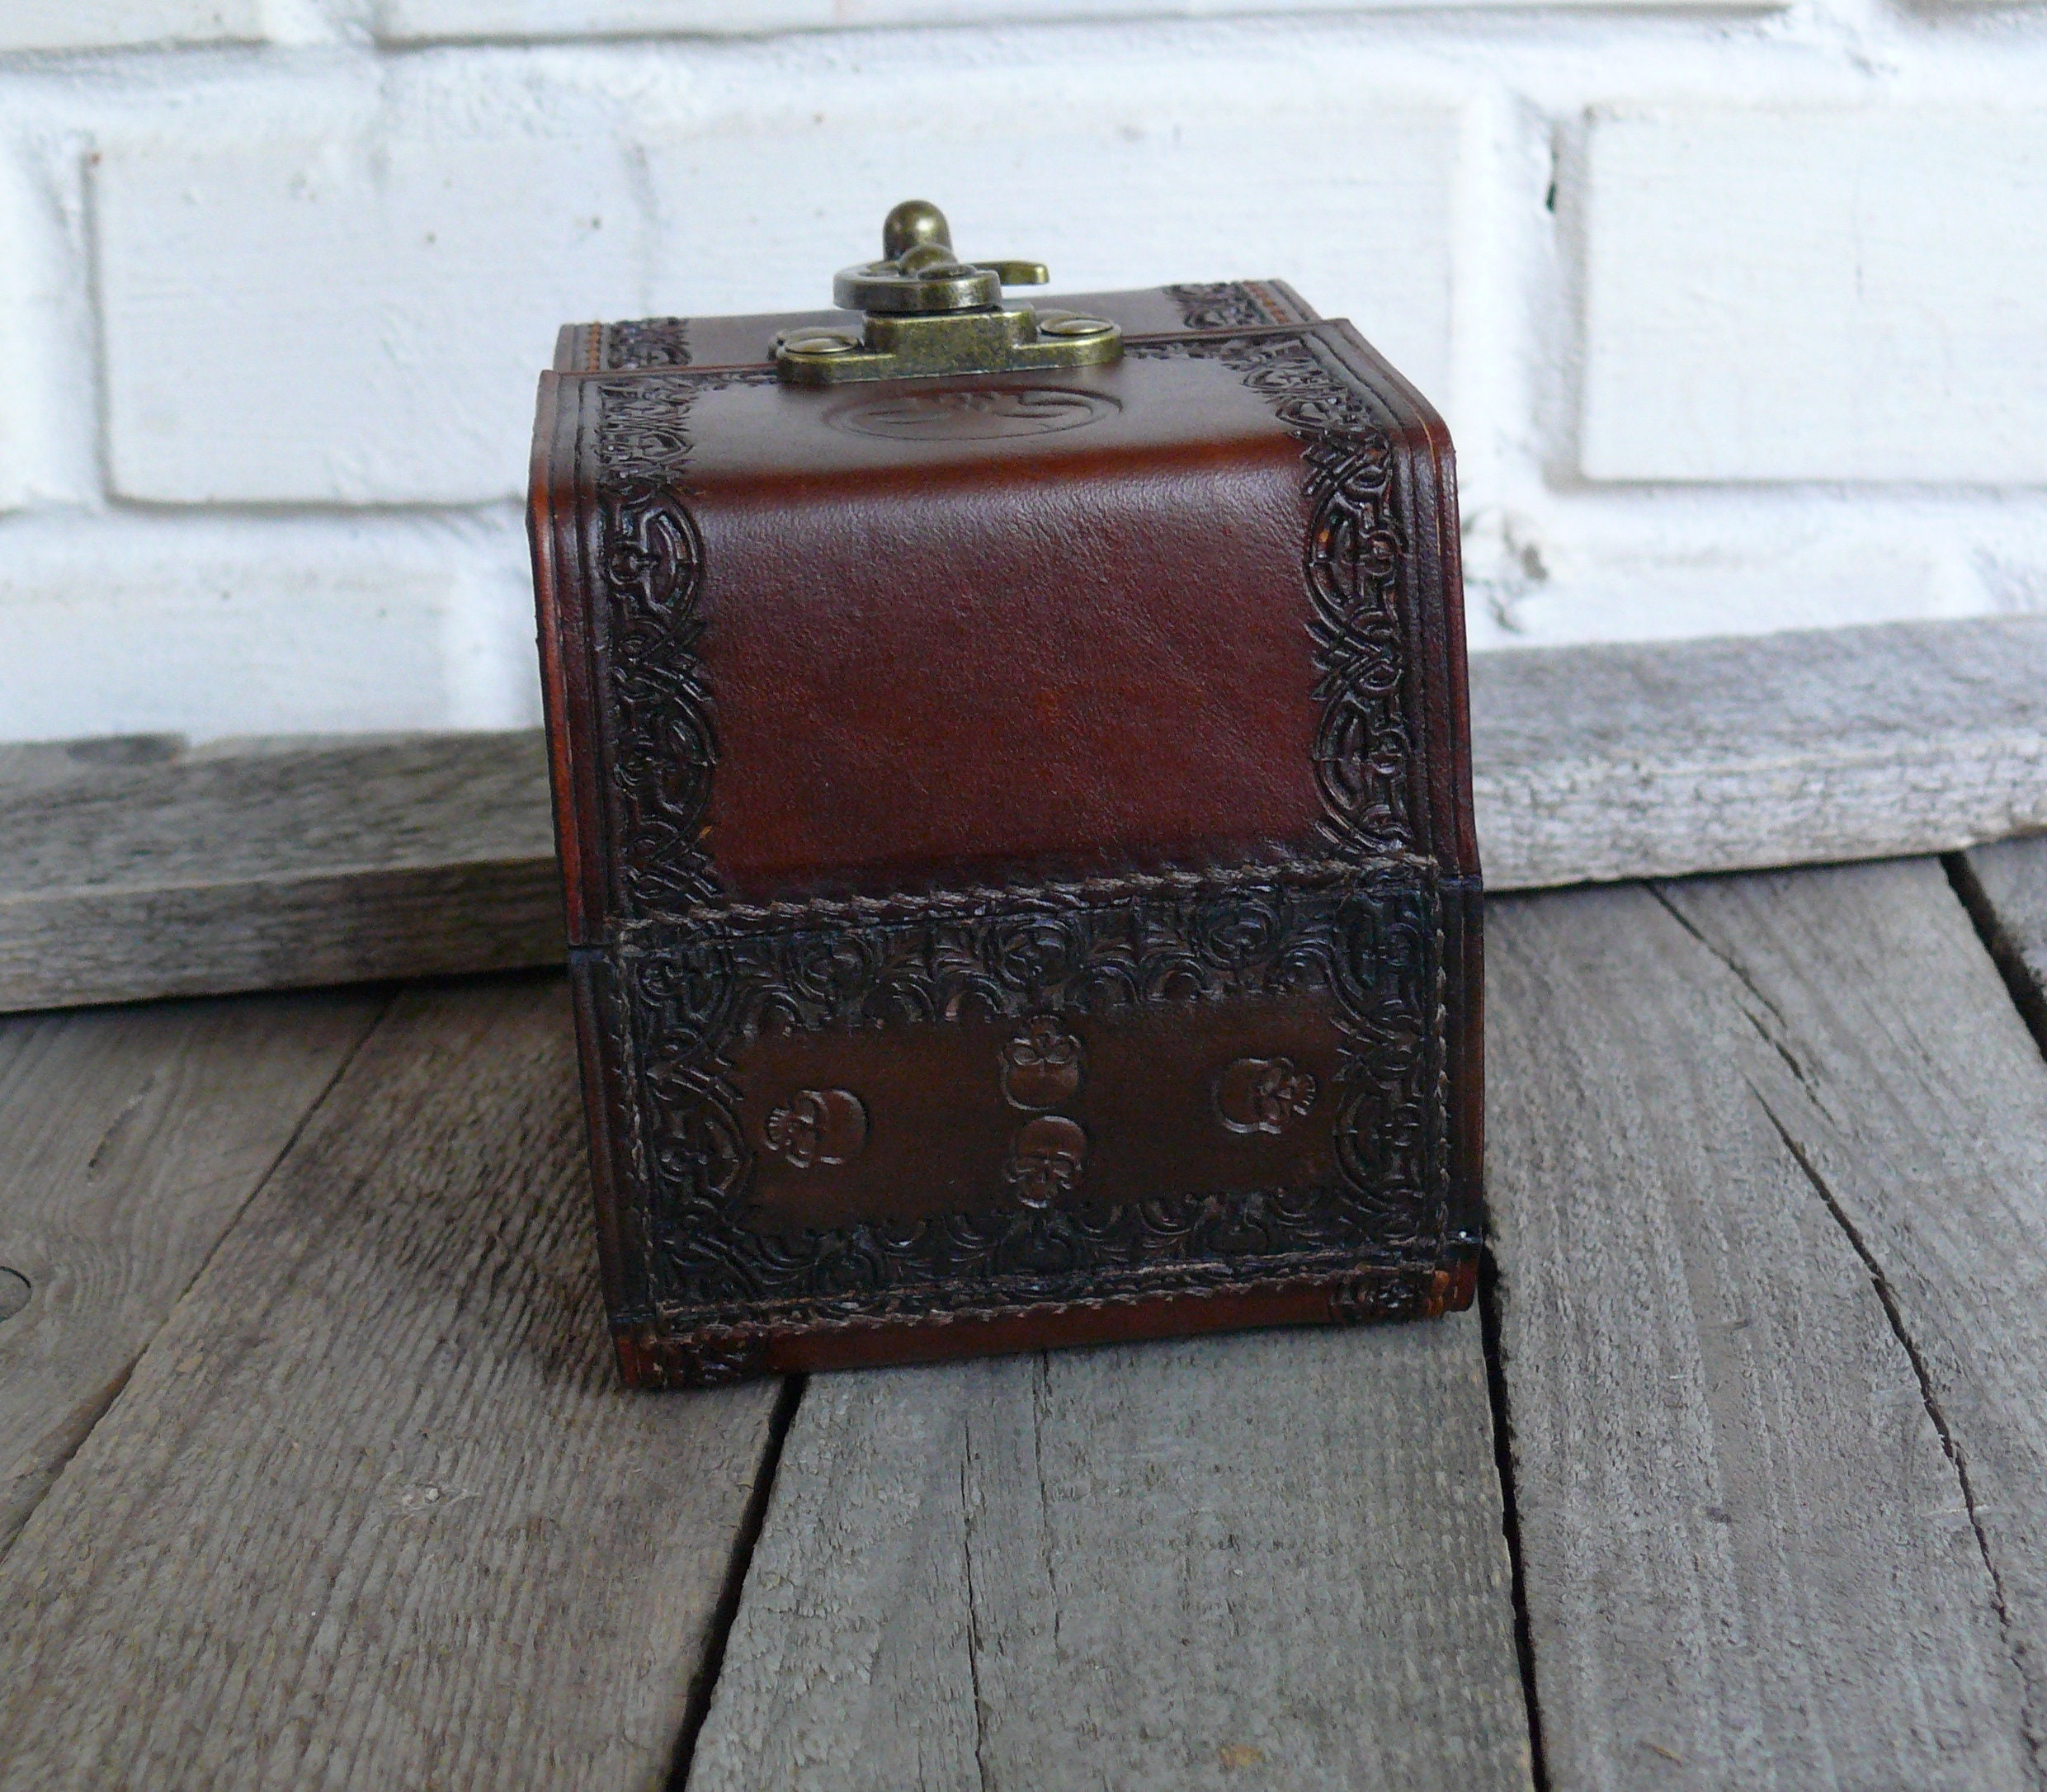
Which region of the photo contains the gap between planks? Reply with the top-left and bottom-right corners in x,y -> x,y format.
0,974 -> 790,1792
678,1318 -> 1534,1792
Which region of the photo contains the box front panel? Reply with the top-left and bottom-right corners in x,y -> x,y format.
534,299 -> 1480,1384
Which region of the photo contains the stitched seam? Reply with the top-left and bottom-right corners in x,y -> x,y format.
638,1261 -> 1460,1345
614,856 -> 1438,941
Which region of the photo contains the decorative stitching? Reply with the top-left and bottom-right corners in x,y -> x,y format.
613,856 -> 1433,942
622,1262 -> 1458,1386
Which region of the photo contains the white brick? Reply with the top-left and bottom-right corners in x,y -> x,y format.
0,2 -> 269,52
377,0 -> 824,36
1464,526 -> 1981,653
0,152 -> 101,511
0,554 -> 459,741
95,138 -> 649,506
1581,107 -> 2047,484
645,68 -> 1460,406
377,0 -> 1773,40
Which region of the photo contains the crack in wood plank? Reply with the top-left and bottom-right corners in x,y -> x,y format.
1757,1096 -> 2047,1783
1478,1244 -> 1553,1792
683,1323 -> 1532,1792
1489,866 -> 2041,1789
668,1375 -> 808,1792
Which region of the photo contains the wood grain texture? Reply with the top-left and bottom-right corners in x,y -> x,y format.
0,729 -> 561,1011
1486,863 -> 2047,1790
1954,831 -> 2047,1045
0,988 -> 383,1557
0,974 -> 785,1792
1471,614 -> 2047,889
686,1317 -> 1533,1792
9,615 -> 2045,1012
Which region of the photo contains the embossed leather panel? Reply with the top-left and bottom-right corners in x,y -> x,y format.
738,990 -> 1342,1231
582,861 -> 1448,1336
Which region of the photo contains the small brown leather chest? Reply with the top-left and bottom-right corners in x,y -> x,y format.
529,204 -> 1482,1388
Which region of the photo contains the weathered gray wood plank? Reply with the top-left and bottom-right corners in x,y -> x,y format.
1954,831 -> 2047,1045
686,1317 -> 1532,1792
0,974 -> 785,1792
0,729 -> 561,1011
1471,615 -> 2047,889
7,615 -> 2047,1015
1487,862 -> 2047,1790
0,988 -> 383,1558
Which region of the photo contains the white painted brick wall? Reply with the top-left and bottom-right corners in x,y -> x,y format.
375,0 -> 1773,40
98,137 -> 651,503
1581,106 -> 2047,483
0,2 -> 271,53
0,0 -> 2044,742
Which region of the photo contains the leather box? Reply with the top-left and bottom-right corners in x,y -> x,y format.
529,206 -> 1482,1388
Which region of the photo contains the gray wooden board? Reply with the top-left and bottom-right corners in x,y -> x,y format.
0,988 -> 384,1557
0,974 -> 785,1792
1955,831 -> 2047,1045
7,613 -> 2047,1014
0,729 -> 562,1011
1469,615 -> 2047,889
685,1317 -> 1533,1792
1485,862 -> 2047,1790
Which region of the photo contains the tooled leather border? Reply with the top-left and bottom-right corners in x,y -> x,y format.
578,858 -> 1449,1337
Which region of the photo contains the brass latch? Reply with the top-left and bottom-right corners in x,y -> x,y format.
775,200 -> 1122,385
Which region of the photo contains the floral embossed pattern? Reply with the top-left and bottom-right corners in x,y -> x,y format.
587,370 -> 773,916
601,317 -> 694,369
1162,281 -> 1284,332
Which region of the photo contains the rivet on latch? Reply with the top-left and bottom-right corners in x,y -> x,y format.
781,329 -> 860,356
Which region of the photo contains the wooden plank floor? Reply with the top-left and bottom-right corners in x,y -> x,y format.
2,850 -> 2045,1788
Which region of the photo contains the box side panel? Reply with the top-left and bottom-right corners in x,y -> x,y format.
529,372 -> 617,943
529,371 -> 592,945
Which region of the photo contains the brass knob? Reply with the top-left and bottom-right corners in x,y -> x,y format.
832,200 -> 1048,316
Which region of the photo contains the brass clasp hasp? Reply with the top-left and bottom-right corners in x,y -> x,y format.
774,200 -> 1123,385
